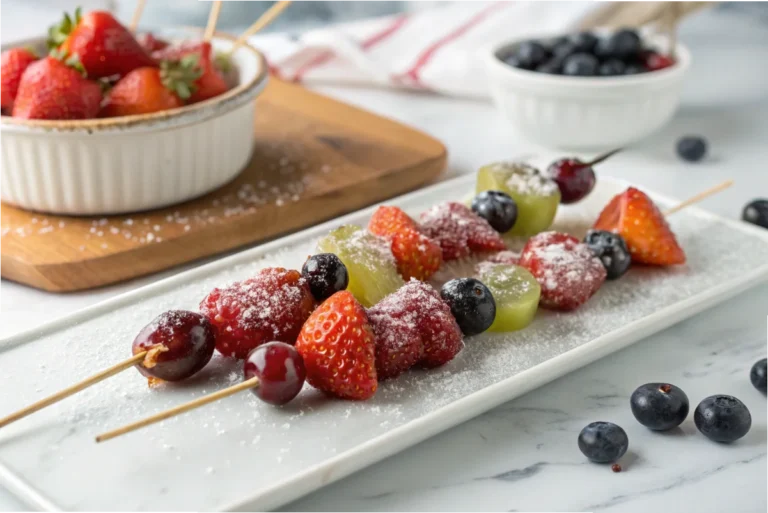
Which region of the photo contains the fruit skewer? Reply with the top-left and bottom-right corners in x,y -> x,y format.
0,311 -> 216,429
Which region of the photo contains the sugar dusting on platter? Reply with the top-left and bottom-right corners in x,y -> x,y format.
0,177 -> 767,511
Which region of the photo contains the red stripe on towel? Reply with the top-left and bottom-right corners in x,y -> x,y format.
291,13 -> 410,82
396,2 -> 510,88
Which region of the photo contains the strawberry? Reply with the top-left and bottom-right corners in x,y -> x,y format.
368,280 -> 463,375
48,9 -> 156,79
11,56 -> 101,120
369,205 -> 419,237
200,268 -> 316,360
137,33 -> 170,54
390,229 -> 442,281
100,57 -> 202,117
593,187 -> 686,266
369,206 -> 443,281
420,202 -> 506,260
152,41 -> 229,103
1,48 -> 38,112
296,291 -> 377,400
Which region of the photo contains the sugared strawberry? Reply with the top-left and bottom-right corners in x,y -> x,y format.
296,291 -> 377,400
369,205 -> 419,237
390,228 -> 442,281
420,202 -> 506,261
1,48 -> 38,112
152,41 -> 229,103
49,9 -> 156,79
200,267 -> 316,359
369,206 -> 442,281
593,187 -> 686,266
101,58 -> 202,117
369,280 -> 463,374
11,57 -> 101,120
137,33 -> 170,54
518,231 -> 607,311
475,250 -> 520,276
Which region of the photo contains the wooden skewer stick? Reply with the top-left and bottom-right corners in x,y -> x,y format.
129,0 -> 148,33
203,1 -> 223,42
96,377 -> 260,443
663,180 -> 734,217
0,352 -> 148,429
226,0 -> 292,56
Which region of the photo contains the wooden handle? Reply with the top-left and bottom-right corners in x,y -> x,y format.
95,376 -> 260,443
203,1 -> 223,42
226,1 -> 292,56
663,180 -> 734,217
0,352 -> 147,429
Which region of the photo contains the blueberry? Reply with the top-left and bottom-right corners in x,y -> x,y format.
514,41 -> 549,69
694,395 -> 752,443
583,229 -> 631,280
569,32 -> 598,52
562,53 -> 599,76
301,253 -> 348,301
503,54 -> 527,70
440,278 -> 496,336
471,190 -> 518,233
598,58 -> 626,76
595,28 -> 642,60
630,383 -> 689,431
623,63 -> 646,75
578,421 -> 628,463
750,358 -> 767,394
551,40 -> 578,61
535,59 -> 562,75
676,136 -> 708,162
742,199 -> 768,229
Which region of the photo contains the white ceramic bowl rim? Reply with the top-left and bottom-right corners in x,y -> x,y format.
486,31 -> 691,88
0,29 -> 268,134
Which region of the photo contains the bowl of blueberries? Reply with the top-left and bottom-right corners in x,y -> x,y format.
484,28 -> 690,150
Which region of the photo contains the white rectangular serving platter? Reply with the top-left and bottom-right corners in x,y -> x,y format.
1,174 -> 768,512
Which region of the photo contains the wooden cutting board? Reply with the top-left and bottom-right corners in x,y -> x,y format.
0,79 -> 447,292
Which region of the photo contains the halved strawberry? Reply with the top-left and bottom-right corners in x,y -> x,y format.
296,291 -> 377,400
593,187 -> 685,266
369,206 -> 442,281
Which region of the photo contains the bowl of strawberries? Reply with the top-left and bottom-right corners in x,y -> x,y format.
0,9 -> 268,215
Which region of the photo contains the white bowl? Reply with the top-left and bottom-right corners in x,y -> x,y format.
484,33 -> 690,150
0,30 -> 268,215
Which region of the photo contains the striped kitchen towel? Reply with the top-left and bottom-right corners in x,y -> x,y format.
248,1 -> 599,99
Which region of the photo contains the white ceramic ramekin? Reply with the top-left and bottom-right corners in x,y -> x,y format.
484,33 -> 690,150
0,30 -> 268,215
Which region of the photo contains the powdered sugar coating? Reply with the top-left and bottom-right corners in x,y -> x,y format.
199,268 -> 315,359
420,202 -> 506,261
488,162 -> 559,196
518,232 -> 607,311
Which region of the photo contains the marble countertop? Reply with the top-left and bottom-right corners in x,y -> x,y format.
1,6 -> 767,512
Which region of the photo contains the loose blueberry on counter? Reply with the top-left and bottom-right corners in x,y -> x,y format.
694,395 -> 752,443
515,41 -> 549,69
562,53 -> 599,76
302,253 -> 349,301
598,59 -> 626,76
595,28 -> 641,60
750,358 -> 767,394
471,190 -> 518,233
244,342 -> 306,405
630,383 -> 689,431
583,230 -> 631,280
440,278 -> 496,336
742,199 -> 768,229
569,31 -> 598,53
676,136 -> 708,162
578,421 -> 629,463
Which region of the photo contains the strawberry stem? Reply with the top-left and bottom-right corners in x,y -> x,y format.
586,148 -> 622,167
47,7 -> 82,50
159,54 -> 202,101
